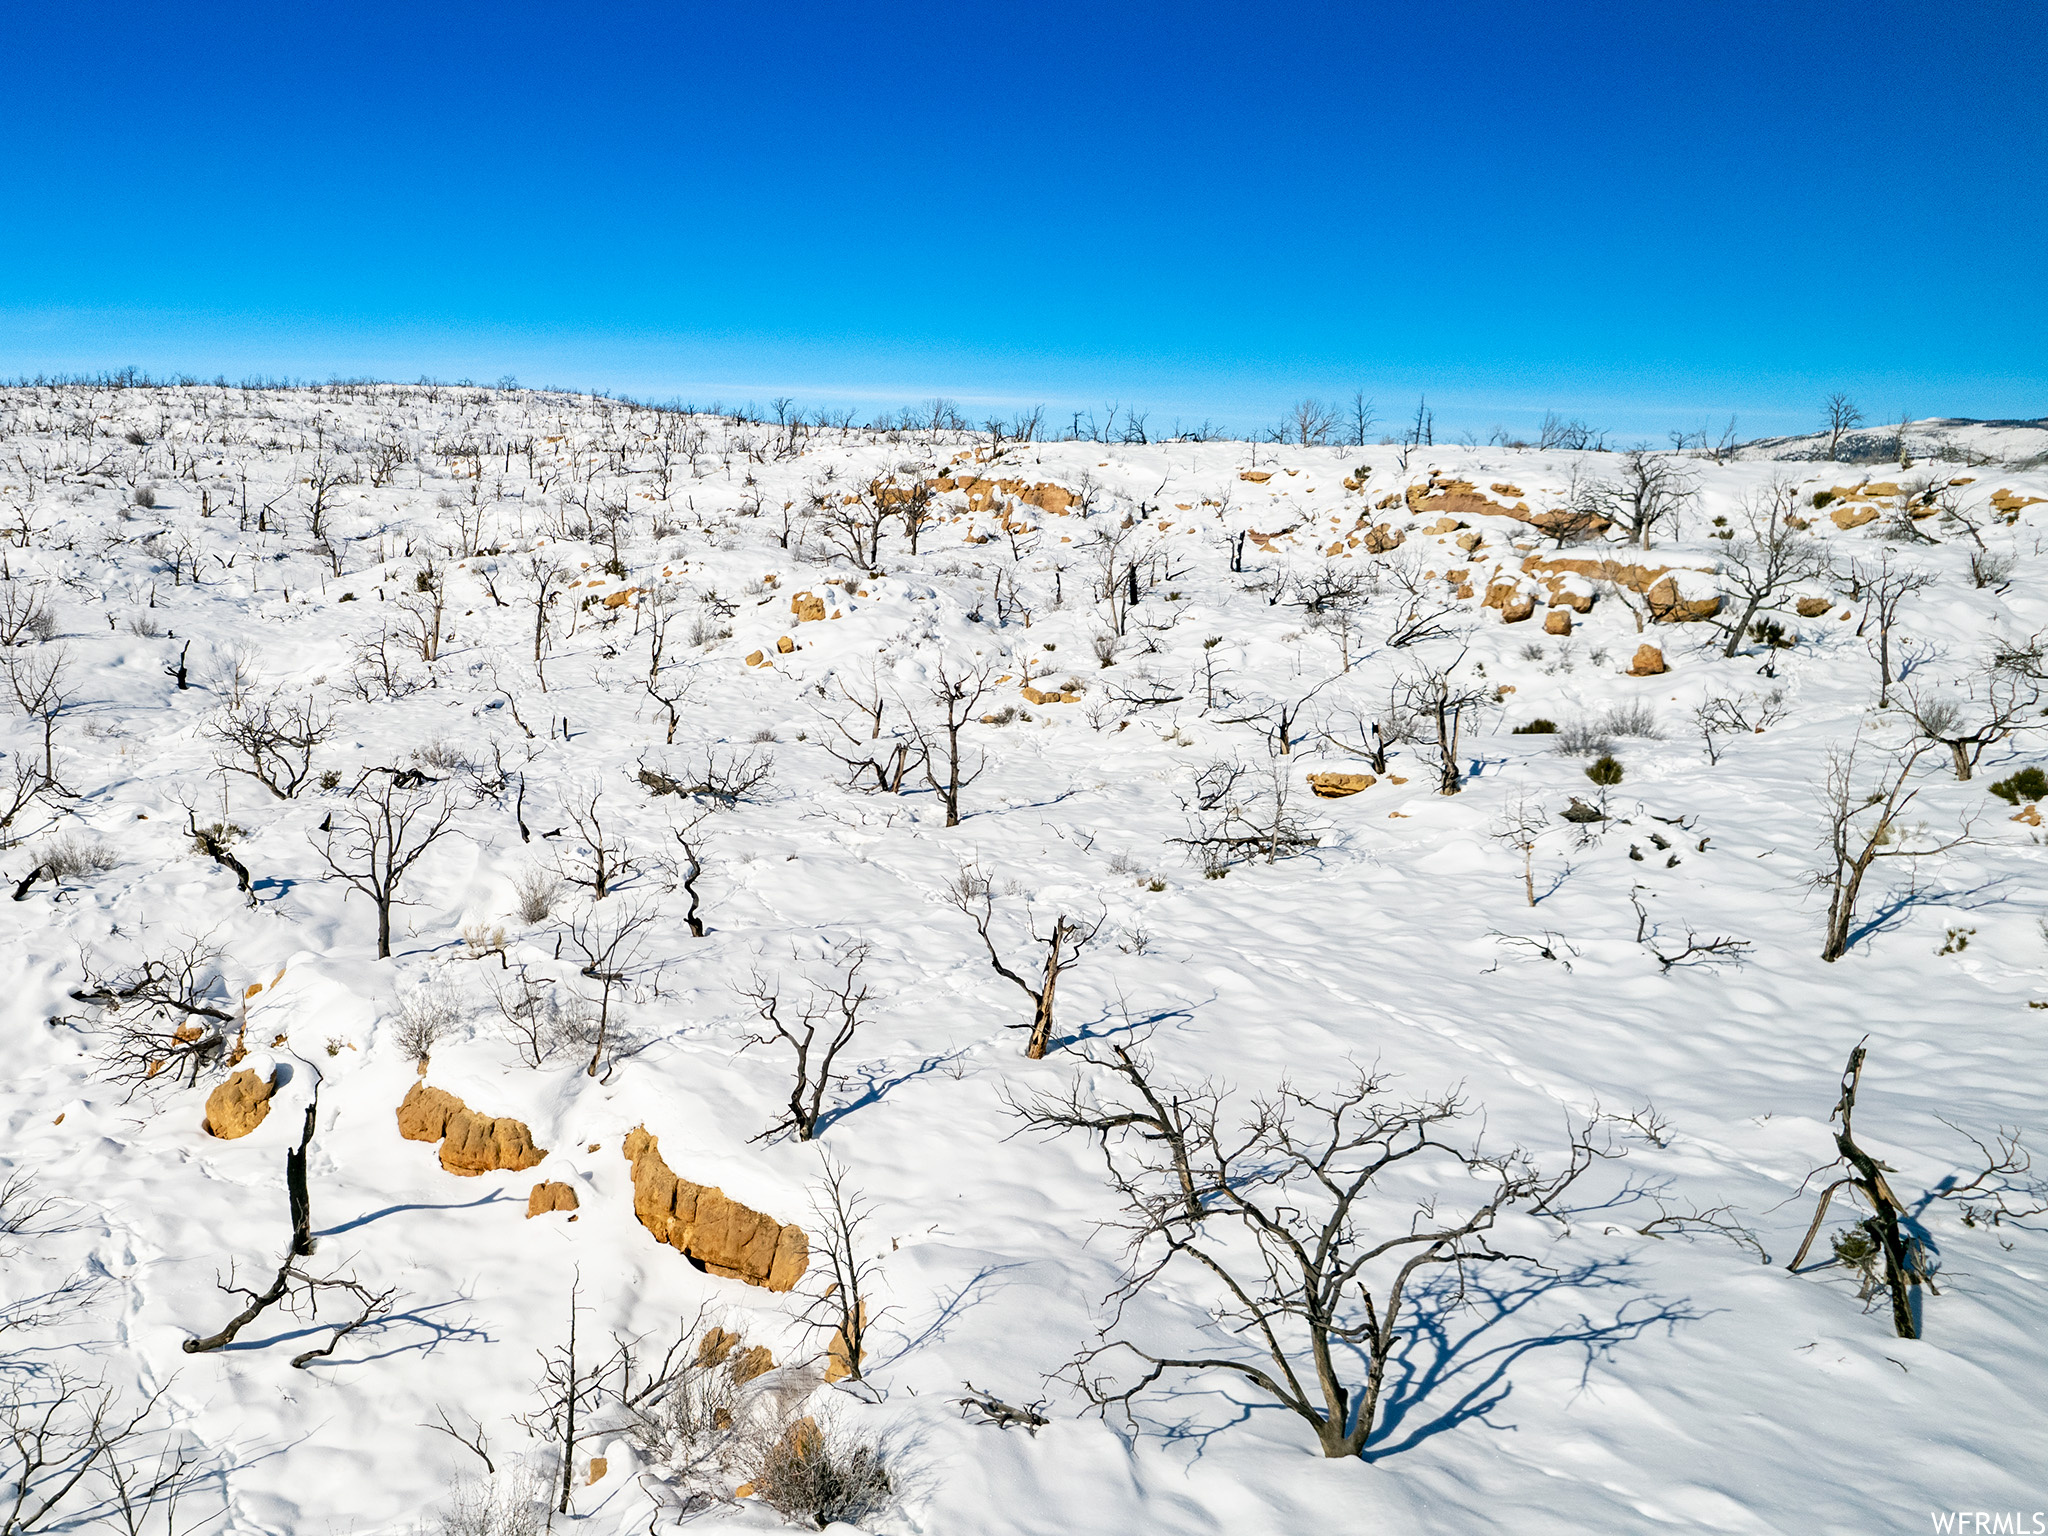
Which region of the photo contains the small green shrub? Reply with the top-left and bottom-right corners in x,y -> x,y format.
1749,618 -> 1795,650
1585,755 -> 1624,787
1812,490 -> 1836,509
1989,767 -> 2048,805
1513,719 -> 1559,735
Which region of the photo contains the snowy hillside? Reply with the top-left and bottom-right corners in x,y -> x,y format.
3,380 -> 2045,1536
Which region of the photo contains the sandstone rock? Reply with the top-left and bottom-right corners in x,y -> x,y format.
1308,772 -> 1375,798
1991,488 -> 2048,516
1455,531 -> 1483,554
775,635 -> 795,654
789,592 -> 826,622
621,1125 -> 808,1291
1499,591 -> 1536,623
1362,523 -> 1403,553
587,1457 -> 607,1485
527,1181 -> 580,1217
2013,805 -> 2041,826
1239,470 -> 1273,483
1627,644 -> 1668,676
602,587 -> 639,610
1644,574 -> 1722,623
744,649 -> 766,667
697,1327 -> 741,1368
824,1300 -> 868,1384
1831,504 -> 1880,529
1543,609 -> 1572,636
1796,597 -> 1834,618
203,1068 -> 276,1139
730,1344 -> 775,1384
398,1082 -> 547,1177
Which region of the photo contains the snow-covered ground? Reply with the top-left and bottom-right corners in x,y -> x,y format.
2,382 -> 2045,1535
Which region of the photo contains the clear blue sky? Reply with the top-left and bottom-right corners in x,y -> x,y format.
2,0 -> 2042,441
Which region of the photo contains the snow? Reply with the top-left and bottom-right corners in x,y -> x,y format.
2,382 -> 2045,1534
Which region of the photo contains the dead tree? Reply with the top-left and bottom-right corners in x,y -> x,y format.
1900,663 -> 2042,781
1173,753 -> 1321,872
1604,449 -> 1694,551
557,785 -> 632,900
1626,888 -> 1752,970
70,939 -> 233,1091
1391,661 -> 1490,794
817,667 -> 923,794
392,558 -> 448,663
514,1278 -> 610,1517
1034,1053 -> 1613,1458
205,693 -> 332,799
0,1374 -> 201,1536
1789,1041 -> 1929,1339
950,870 -> 1101,1059
736,940 -> 874,1141
559,901 -> 655,1078
1822,393 -> 1864,462
311,783 -> 458,959
3,643 -> 75,783
910,658 -> 996,828
803,1154 -> 884,1386
1811,741 -> 1970,962
1850,549 -> 1937,707
520,553 -> 570,690
1716,487 -> 1831,659
1490,793 -> 1549,905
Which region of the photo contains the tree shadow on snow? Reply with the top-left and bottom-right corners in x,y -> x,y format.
1844,873 -> 2018,955
315,1190 -> 509,1238
1365,1256 -> 1699,1461
235,1293 -> 492,1363
815,1048 -> 974,1136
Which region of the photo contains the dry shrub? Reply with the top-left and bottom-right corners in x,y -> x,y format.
39,832 -> 117,880
744,1410 -> 891,1530
419,1470 -> 549,1536
512,866 -> 560,924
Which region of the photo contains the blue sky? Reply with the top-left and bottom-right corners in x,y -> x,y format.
2,0 -> 2042,441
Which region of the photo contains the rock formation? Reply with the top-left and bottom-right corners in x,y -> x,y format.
621,1125 -> 807,1291
397,1082 -> 547,1176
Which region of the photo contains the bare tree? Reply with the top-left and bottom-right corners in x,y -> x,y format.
392,558 -> 448,663
803,1153 -> 883,1385
1027,1050 -> 1612,1458
4,644 -> 75,783
1344,393 -> 1377,448
1812,741 -> 1970,962
1604,449 -> 1694,551
0,1374 -> 202,1536
909,658 -> 996,828
1173,752 -> 1321,873
1850,550 -> 1937,707
1900,661 -> 2042,780
1491,793 -> 1549,905
520,553 -> 570,690
1283,398 -> 1339,447
312,782 -> 459,959
736,940 -> 873,1142
206,693 -> 333,799
1716,485 -> 1831,659
1822,393 -> 1864,462
949,869 -> 1102,1059
68,937 -> 233,1091
558,900 -> 655,1077
557,784 -> 631,900
1391,660 -> 1491,794
514,1279 -> 609,1517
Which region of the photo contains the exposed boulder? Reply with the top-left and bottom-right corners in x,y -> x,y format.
1499,590 -> 1536,623
1831,504 -> 1880,529
1627,644 -> 1668,676
527,1180 -> 580,1217
1796,596 -> 1834,618
789,591 -> 826,622
1362,523 -> 1403,553
203,1068 -> 276,1139
1543,609 -> 1572,636
621,1125 -> 808,1291
775,635 -> 795,654
398,1082 -> 547,1177
1308,772 -> 1375,798
1644,573 -> 1722,623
